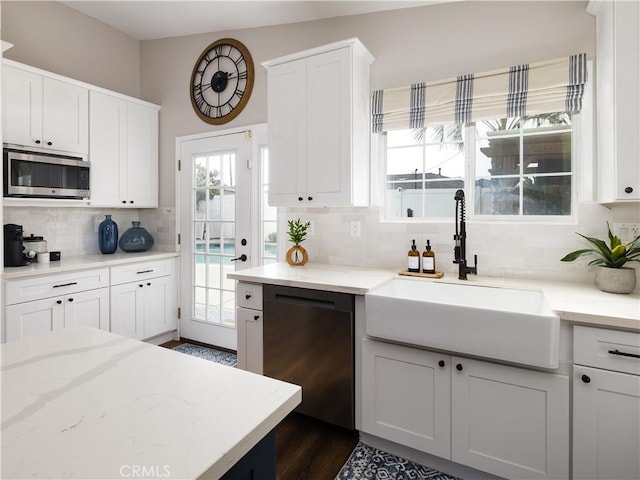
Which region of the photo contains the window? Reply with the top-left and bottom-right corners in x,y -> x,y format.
382,113 -> 575,220
260,146 -> 278,264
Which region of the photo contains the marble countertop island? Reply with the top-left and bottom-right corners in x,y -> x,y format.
1,327 -> 301,479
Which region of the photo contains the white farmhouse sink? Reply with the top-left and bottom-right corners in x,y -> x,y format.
365,277 -> 560,368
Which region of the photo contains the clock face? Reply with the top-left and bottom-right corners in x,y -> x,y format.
190,38 -> 254,125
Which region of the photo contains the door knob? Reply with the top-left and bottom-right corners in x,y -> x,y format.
231,254 -> 247,262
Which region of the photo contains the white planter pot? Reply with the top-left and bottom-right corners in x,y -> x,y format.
594,266 -> 637,294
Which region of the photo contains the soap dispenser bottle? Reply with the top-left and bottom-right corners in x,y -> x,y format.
408,239 -> 420,272
422,240 -> 436,274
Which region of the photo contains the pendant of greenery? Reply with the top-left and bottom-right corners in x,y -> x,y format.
561,222 -> 640,268
287,219 -> 311,246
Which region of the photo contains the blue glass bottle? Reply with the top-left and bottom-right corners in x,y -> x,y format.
98,215 -> 118,254
119,221 -> 154,252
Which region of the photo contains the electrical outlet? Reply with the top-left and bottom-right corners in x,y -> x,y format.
350,220 -> 361,238
613,223 -> 640,243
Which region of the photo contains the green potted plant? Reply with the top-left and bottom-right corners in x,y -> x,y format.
561,222 -> 639,293
286,218 -> 311,266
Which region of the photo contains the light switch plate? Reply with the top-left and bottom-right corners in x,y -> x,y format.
613,223 -> 640,243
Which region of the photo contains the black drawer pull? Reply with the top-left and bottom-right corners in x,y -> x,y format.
438,360 -> 445,368
53,282 -> 78,288
581,374 -> 591,384
254,315 -> 260,321
136,269 -> 154,274
608,349 -> 640,359
456,363 -> 463,371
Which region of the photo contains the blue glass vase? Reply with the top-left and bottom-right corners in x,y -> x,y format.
119,221 -> 154,252
98,215 -> 118,254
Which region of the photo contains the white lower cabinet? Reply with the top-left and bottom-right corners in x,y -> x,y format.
110,259 -> 177,340
236,282 -> 263,374
361,338 -> 569,479
5,269 -> 110,342
573,326 -> 640,480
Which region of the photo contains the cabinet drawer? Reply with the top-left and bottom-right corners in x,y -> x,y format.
237,282 -> 263,310
5,268 -> 109,305
574,326 -> 640,375
110,258 -> 174,285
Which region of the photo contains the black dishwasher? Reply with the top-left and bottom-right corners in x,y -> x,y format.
262,284 -> 355,430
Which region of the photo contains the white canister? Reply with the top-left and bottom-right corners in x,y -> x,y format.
38,252 -> 50,264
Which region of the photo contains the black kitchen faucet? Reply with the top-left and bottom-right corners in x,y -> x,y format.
453,189 -> 478,280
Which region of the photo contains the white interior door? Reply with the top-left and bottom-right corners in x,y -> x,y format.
179,131 -> 253,349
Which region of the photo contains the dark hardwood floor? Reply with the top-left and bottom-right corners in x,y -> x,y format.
160,340 -> 358,480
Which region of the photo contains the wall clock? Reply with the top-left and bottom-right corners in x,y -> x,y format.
190,38 -> 254,125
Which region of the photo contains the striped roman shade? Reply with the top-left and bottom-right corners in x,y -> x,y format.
372,54 -> 587,133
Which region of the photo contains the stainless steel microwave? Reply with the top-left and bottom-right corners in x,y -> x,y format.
3,148 -> 90,199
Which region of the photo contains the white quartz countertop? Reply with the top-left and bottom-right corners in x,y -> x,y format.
229,262 -> 640,331
2,251 -> 180,280
1,327 -> 301,479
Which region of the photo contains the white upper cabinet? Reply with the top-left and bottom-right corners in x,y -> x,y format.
2,63 -> 88,154
591,0 -> 640,202
89,90 -> 159,208
264,38 -> 374,207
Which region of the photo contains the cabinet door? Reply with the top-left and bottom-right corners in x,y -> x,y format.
361,339 -> 451,458
306,48 -> 352,206
573,365 -> 640,480
89,91 -> 124,206
451,357 -> 569,479
63,288 -> 109,331
2,65 -> 43,148
41,77 -> 88,154
237,307 -> 263,374
267,58 -> 307,206
110,282 -> 143,340
124,101 -> 158,207
141,276 -> 176,339
6,298 -> 64,342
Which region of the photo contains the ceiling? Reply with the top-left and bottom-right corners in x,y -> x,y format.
60,1 -> 449,41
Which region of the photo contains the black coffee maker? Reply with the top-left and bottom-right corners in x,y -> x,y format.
4,224 -> 29,267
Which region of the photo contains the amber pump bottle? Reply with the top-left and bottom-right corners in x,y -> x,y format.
407,239 -> 420,272
422,240 -> 436,274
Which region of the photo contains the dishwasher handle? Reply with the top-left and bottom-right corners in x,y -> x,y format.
264,285 -> 354,313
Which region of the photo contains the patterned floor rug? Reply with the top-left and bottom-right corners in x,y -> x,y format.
336,443 -> 459,480
173,343 -> 237,367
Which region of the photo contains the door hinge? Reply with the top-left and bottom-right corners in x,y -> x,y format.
178,159 -> 181,171
177,233 -> 181,245
178,307 -> 181,319
245,130 -> 252,140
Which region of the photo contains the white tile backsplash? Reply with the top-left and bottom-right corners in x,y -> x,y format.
283,201 -> 640,290
3,207 -> 176,257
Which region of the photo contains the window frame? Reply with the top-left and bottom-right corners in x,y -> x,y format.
375,62 -> 593,226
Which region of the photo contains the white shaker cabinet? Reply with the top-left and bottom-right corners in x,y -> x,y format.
89,90 -> 159,208
573,326 -> 640,480
591,0 -> 640,202
236,282 -> 263,374
109,259 -> 177,340
361,338 -> 569,480
4,268 -> 110,342
2,62 -> 88,154
264,38 -> 373,207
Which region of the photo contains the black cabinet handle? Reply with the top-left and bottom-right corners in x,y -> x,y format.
307,196 -> 313,201
254,315 -> 260,321
35,139 -> 41,144
456,363 -> 463,371
122,200 -> 127,204
47,141 -> 52,146
298,197 -> 303,201
137,269 -> 154,274
245,294 -> 252,299
139,284 -> 144,288
624,186 -> 634,194
146,282 -> 151,286
129,200 -> 134,204
231,254 -> 247,262
53,282 -> 77,288
581,374 -> 591,384
438,360 -> 445,368
67,298 -> 74,302
56,300 -> 62,305
609,349 -> 640,359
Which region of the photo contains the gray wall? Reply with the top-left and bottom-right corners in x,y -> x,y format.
2,1 -> 141,98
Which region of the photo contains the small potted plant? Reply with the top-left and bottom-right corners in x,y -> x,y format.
286,218 -> 311,266
561,222 -> 639,293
